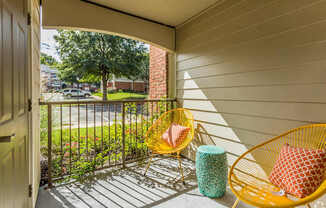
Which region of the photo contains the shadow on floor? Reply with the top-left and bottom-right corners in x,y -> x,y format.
37,154 -> 326,208
36,156 -> 256,208
37,157 -> 191,208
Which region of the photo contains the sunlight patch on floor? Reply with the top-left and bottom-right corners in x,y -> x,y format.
36,156 -> 252,208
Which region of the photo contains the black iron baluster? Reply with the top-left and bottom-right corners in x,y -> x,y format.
146,102 -> 150,155
41,99 -> 175,185
94,104 -> 96,169
141,103 -> 144,157
135,102 -> 138,158
78,103 -> 80,159
60,104 -> 63,177
156,100 -> 159,119
101,103 -> 104,168
156,102 -> 160,151
69,104 -> 72,175
108,104 -> 111,165
122,102 -> 126,167
114,104 -> 117,165
129,102 -> 132,160
86,103 -> 89,161
47,104 -> 53,188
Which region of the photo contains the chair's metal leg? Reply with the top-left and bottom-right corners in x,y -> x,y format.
232,198 -> 240,208
177,152 -> 185,185
306,204 -> 312,208
143,154 -> 154,176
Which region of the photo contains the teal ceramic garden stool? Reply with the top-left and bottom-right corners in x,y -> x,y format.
196,145 -> 227,198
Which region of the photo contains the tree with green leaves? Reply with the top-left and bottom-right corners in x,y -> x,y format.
135,53 -> 149,81
54,30 -> 148,100
132,53 -> 149,92
57,64 -> 81,85
40,52 -> 58,66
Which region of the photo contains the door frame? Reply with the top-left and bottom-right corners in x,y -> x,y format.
27,0 -> 33,206
27,0 -> 40,207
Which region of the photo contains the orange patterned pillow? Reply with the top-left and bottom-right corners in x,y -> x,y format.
269,144 -> 326,198
162,123 -> 190,148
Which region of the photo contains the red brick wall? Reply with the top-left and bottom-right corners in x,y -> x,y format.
149,46 -> 168,99
133,82 -> 146,92
107,82 -> 113,88
115,82 -> 132,90
107,81 -> 146,92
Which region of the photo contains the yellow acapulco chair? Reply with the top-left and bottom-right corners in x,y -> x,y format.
229,124 -> 326,208
143,108 -> 195,184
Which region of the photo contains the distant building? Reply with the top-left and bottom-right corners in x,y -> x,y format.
41,64 -> 61,92
106,75 -> 147,92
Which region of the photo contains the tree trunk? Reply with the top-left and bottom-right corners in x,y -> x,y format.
145,81 -> 148,93
102,74 -> 108,101
132,80 -> 134,91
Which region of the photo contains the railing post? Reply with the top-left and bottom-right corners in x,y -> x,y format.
122,102 -> 126,168
47,104 -> 53,188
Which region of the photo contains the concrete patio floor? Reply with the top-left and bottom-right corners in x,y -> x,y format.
36,156 -> 325,208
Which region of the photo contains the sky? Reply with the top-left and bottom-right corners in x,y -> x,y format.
41,28 -> 60,60
41,28 -> 150,62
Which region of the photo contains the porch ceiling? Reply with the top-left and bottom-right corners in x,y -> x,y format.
42,0 -> 223,51
89,0 -> 222,26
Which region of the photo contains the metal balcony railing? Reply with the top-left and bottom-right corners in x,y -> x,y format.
39,99 -> 177,187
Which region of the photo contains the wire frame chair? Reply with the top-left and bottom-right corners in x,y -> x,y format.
143,108 -> 195,184
229,124 -> 326,208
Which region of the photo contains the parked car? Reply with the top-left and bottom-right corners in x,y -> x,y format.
62,88 -> 92,97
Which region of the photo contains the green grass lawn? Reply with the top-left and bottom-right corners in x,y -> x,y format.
93,92 -> 147,100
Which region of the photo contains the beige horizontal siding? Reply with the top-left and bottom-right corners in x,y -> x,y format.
177,84 -> 326,103
189,109 -> 309,133
177,63 -> 326,85
177,0 -> 325,60
176,0 -> 326,175
180,99 -> 326,123
177,0 -> 272,44
177,35 -> 326,71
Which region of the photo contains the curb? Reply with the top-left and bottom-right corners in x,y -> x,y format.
92,95 -> 102,100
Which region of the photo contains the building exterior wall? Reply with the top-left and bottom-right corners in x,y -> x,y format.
29,0 -> 41,206
107,81 -> 146,92
40,64 -> 61,91
149,46 -> 168,99
133,82 -> 146,92
176,0 -> 326,171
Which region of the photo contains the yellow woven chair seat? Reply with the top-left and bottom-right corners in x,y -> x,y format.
143,108 -> 194,184
229,124 -> 326,208
145,108 -> 194,154
232,175 -> 294,207
239,185 -> 293,206
147,142 -> 174,154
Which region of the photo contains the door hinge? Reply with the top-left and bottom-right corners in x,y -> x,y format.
28,99 -> 32,112
27,13 -> 31,26
28,184 -> 32,197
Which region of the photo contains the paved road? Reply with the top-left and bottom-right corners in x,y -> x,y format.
42,93 -> 145,129
42,93 -> 97,102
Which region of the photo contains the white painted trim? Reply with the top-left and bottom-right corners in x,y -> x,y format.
168,52 -> 176,98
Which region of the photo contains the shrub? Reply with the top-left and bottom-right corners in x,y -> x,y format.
40,101 -> 167,182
